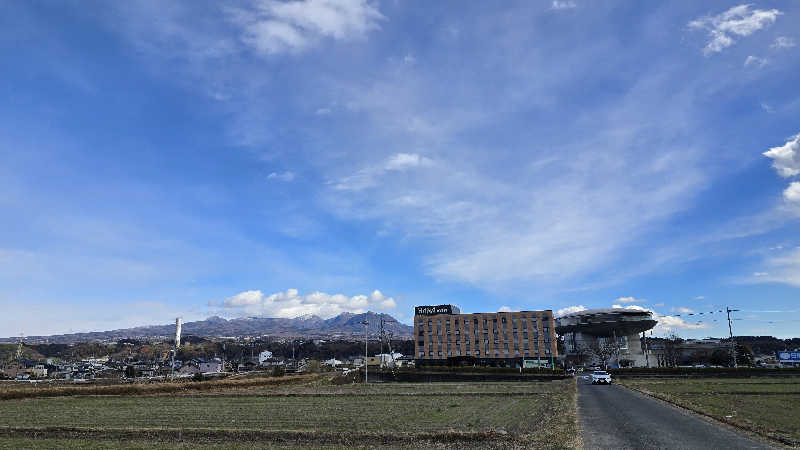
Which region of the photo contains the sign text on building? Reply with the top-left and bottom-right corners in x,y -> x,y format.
415,305 -> 453,316
777,351 -> 800,362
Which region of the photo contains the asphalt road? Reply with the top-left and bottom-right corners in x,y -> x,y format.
577,376 -> 775,450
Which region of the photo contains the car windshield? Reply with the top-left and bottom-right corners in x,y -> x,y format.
593,371 -> 608,375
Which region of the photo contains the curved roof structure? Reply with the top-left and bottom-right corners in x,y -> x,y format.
555,308 -> 657,336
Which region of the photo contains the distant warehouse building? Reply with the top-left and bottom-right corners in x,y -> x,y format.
413,305 -> 558,368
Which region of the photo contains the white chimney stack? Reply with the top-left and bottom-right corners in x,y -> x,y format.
175,317 -> 182,348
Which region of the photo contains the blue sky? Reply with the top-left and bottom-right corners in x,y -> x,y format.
1,1 -> 799,338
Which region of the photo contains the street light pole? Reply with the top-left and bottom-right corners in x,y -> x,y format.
362,320 -> 369,383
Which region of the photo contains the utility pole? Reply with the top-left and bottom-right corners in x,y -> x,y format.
362,320 -> 369,383
379,318 -> 385,369
727,307 -> 739,368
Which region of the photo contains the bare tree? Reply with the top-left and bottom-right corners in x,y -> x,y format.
587,340 -> 617,369
659,334 -> 682,367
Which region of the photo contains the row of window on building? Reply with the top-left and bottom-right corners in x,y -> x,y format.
415,313 -> 553,359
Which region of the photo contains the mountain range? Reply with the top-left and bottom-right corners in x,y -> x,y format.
2,312 -> 413,344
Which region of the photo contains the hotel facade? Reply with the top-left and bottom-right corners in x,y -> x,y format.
413,305 -> 558,367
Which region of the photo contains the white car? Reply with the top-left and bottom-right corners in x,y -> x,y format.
591,370 -> 611,384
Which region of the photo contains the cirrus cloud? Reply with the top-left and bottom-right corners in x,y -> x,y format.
231,0 -> 385,54
689,5 -> 782,55
615,296 -> 646,304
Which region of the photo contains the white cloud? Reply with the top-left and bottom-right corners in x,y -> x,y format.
384,153 -> 434,171
784,182 -> 800,204
612,304 -> 649,311
556,305 -> 586,317
232,0 -> 385,54
334,153 -> 434,191
498,305 -> 517,312
315,107 -> 332,115
550,1 -> 576,10
694,295 -> 705,300
615,296 -> 645,303
220,288 -> 398,318
670,306 -> 694,313
653,303 -> 665,307
744,55 -> 767,68
655,314 -> 710,332
224,289 -> 265,306
764,134 -> 800,178
753,271 -> 768,277
761,102 -> 774,113
369,289 -> 397,310
267,171 -> 296,181
771,36 -> 796,49
403,54 -> 416,65
689,5 -> 782,55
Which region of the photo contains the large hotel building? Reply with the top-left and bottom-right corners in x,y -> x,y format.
413,305 -> 558,367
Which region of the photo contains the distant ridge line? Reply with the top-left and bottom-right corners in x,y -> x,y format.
0,311 -> 412,344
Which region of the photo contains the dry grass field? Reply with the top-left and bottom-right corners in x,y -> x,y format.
0,378 -> 579,449
619,377 -> 800,446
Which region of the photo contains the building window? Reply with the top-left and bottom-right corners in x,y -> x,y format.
501,317 -> 506,324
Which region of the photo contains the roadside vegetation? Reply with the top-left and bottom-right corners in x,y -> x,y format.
620,377 -> 800,446
0,376 -> 579,449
